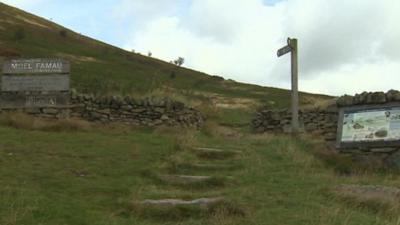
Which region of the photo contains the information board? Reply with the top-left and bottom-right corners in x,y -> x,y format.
1,58 -> 70,108
337,104 -> 400,148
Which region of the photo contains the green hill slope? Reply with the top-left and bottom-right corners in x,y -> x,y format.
0,2 -> 331,112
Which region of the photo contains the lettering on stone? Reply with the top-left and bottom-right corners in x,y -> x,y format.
3,58 -> 70,74
0,93 -> 69,108
1,75 -> 70,92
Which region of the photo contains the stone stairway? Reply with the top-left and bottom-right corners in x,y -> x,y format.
136,146 -> 244,218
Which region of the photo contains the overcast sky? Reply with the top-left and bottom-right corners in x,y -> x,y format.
2,0 -> 400,96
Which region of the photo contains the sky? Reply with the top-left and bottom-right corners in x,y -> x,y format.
1,0 -> 400,96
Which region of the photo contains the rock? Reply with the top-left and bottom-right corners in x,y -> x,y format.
353,92 -> 368,105
121,104 -> 133,110
370,91 -> 386,104
334,184 -> 400,205
160,114 -> 169,121
25,108 -> 41,114
337,95 -> 354,107
158,175 -> 214,185
370,147 -> 397,153
386,89 -> 400,102
140,197 -> 223,207
42,108 -> 59,115
194,147 -> 241,160
324,132 -> 337,141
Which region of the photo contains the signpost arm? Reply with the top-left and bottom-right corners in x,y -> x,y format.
290,38 -> 299,133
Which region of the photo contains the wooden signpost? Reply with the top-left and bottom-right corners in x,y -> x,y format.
277,38 -> 299,133
1,58 -> 70,108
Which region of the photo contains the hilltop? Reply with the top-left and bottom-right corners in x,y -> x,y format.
0,3 -> 331,114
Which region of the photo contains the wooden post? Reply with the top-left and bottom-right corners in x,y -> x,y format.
277,38 -> 300,134
289,38 -> 299,133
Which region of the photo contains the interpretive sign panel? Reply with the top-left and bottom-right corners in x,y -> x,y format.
1,58 -> 70,108
2,58 -> 70,74
337,103 -> 400,148
2,74 -> 70,92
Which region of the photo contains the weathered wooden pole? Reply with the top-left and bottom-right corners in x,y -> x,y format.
277,37 -> 299,134
289,38 -> 299,133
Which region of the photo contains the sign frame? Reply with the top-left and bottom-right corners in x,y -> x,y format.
336,103 -> 400,149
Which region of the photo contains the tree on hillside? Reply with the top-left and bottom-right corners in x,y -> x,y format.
173,57 -> 184,67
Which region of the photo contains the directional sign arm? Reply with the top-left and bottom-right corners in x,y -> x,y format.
277,45 -> 292,57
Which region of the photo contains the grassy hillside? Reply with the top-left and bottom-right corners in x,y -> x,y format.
0,2 -> 331,113
1,116 -> 400,225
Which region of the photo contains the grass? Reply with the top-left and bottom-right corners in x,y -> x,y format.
2,121 -> 400,224
0,112 -> 92,132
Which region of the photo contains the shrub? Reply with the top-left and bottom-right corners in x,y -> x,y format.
59,29 -> 67,38
13,27 -> 25,41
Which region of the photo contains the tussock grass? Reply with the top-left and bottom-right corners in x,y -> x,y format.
309,142 -> 388,175
0,112 -> 91,132
0,187 -> 38,225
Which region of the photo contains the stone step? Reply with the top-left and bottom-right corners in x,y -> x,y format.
140,197 -> 223,207
193,147 -> 242,160
157,174 -> 232,186
158,174 -> 212,184
195,147 -> 242,154
192,163 -> 242,170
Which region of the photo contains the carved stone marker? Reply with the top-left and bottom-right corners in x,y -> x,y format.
1,58 -> 70,109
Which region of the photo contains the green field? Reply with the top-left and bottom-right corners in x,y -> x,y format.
1,118 -> 400,225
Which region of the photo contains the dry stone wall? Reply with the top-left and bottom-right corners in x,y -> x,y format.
252,90 -> 400,143
0,91 -> 204,128
252,107 -> 338,141
252,90 -> 400,170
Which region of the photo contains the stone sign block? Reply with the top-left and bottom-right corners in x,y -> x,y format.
1,74 -> 70,92
0,92 -> 69,108
2,58 -> 70,74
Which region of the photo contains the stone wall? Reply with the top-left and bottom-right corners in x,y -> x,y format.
251,108 -> 338,142
252,90 -> 400,169
0,91 -> 204,128
252,90 -> 400,143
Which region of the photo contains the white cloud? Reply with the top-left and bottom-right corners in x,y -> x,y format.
122,0 -> 400,96
3,0 -> 400,96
